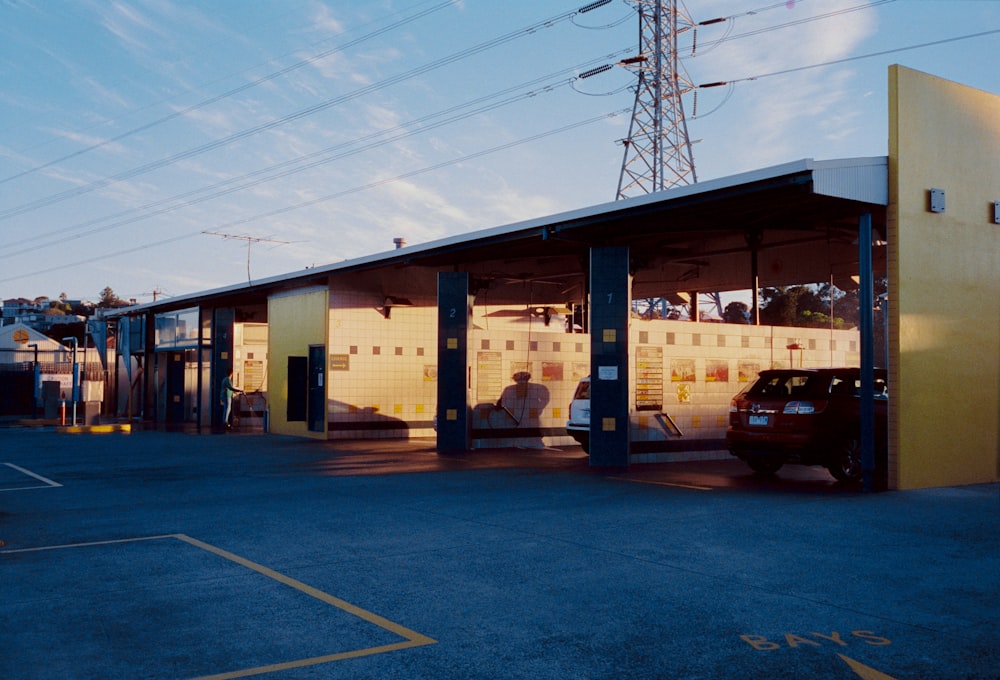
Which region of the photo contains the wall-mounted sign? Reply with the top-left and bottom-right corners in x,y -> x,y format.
635,345 -> 663,411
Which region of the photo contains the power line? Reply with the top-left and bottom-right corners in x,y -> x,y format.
0,108 -> 630,286
696,0 -> 896,46
0,0 -> 461,186
0,3 -> 602,224
698,28 -> 1000,88
0,49 -> 635,259
211,108 -> 631,234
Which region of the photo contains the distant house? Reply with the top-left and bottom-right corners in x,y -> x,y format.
1,297 -> 87,333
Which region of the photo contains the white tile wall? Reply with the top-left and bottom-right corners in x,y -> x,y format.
324,294 -> 861,455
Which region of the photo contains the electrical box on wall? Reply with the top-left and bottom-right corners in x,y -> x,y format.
994,201 -> 1000,224
929,188 -> 945,213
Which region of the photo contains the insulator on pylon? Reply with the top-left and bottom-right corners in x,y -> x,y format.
579,0 -> 613,13
580,64 -> 613,79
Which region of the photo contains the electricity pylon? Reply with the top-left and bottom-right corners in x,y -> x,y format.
616,0 -> 697,199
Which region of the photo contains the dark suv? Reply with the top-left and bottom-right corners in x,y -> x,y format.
726,368 -> 888,481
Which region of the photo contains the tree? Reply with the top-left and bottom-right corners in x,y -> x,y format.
97,286 -> 128,308
722,301 -> 750,324
759,285 -> 840,328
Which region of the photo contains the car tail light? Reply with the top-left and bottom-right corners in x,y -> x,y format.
783,401 -> 816,414
729,399 -> 738,413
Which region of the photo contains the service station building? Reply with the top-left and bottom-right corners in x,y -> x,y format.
109,67 -> 999,491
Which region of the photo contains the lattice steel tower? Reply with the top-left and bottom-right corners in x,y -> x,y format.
616,0 -> 697,199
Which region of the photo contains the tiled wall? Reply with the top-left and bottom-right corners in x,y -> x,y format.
324,291 -> 860,456
468,324 -> 589,449
327,291 -> 438,439
628,319 -> 860,462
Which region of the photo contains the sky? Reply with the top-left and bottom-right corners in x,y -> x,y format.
1,0 -> 998,305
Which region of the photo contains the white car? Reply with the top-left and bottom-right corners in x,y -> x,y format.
565,376 -> 591,453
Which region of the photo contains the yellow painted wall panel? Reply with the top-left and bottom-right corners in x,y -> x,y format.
888,66 -> 1000,489
268,287 -> 329,438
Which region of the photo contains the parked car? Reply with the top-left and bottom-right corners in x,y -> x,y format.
726,368 -> 888,481
565,376 -> 591,453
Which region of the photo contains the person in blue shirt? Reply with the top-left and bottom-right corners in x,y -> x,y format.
221,369 -> 243,429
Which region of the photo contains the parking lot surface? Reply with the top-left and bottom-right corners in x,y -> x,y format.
2,429 -> 997,679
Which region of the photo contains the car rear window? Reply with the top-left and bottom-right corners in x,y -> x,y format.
747,373 -> 815,398
573,379 -> 590,400
748,371 -> 888,399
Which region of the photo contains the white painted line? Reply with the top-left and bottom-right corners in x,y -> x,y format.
0,534 -> 179,554
1,462 -> 62,490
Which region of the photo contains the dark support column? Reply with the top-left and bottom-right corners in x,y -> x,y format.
143,314 -> 155,422
589,247 -> 630,468
212,307 -> 235,428
437,272 -> 471,453
746,229 -> 762,325
858,213 -> 876,491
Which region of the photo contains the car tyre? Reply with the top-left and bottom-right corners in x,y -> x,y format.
745,456 -> 783,475
828,437 -> 862,482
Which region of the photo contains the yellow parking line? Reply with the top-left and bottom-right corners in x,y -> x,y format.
612,476 -> 713,492
176,533 -> 436,645
3,533 -> 436,677
176,533 -> 436,678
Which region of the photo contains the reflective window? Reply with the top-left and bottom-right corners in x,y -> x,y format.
155,307 -> 200,349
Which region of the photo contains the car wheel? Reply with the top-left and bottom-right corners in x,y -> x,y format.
580,438 -> 590,454
746,456 -> 783,475
828,437 -> 862,481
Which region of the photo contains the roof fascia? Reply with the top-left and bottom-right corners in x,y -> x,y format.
113,156 -> 888,317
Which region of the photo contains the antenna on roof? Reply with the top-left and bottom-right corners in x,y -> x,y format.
203,231 -> 291,285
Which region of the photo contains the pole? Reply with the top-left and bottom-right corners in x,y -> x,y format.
62,336 -> 79,426
858,213 -> 875,491
28,343 -> 39,419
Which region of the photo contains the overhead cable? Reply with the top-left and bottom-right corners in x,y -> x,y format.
699,28 -> 1000,88
0,0 -> 461,187
0,5 -> 590,223
0,108 -> 630,285
1,48 -> 634,257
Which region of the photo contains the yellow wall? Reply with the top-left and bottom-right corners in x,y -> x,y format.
888,66 -> 1000,489
267,287 -> 329,438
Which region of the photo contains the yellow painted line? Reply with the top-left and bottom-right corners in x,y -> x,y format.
175,534 -> 437,678
176,533 -> 436,644
2,533 -> 436,678
56,424 -> 131,434
191,640 -> 429,680
839,654 -> 898,679
612,476 -> 713,491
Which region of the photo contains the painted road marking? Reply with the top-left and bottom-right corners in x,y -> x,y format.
739,631 -> 898,679
612,476 -> 713,491
0,534 -> 176,554
56,423 -> 132,434
2,533 -> 436,678
1,462 -> 62,491
840,654 -> 898,680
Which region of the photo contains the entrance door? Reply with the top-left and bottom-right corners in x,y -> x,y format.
308,345 -> 326,432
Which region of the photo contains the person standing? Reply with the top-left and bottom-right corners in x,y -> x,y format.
221,369 -> 243,429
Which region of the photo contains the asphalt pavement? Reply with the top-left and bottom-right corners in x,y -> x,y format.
1,428 -> 997,679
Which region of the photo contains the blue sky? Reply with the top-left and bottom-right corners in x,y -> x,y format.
1,0 -> 998,304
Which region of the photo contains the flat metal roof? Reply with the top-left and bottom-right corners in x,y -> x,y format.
115,156 -> 888,315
